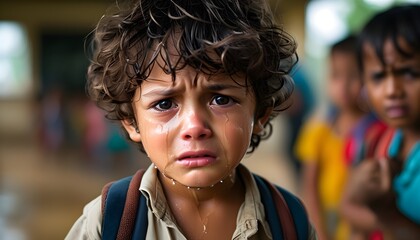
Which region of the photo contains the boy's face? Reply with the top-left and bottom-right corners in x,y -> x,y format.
123,62 -> 268,188
362,39 -> 420,130
328,51 -> 362,111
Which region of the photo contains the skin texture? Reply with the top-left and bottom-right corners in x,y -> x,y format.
340,39 -> 420,239
124,65 -> 261,188
121,53 -> 271,239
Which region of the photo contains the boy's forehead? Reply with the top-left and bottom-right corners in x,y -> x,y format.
150,40 -> 183,69
148,36 -> 218,72
362,41 -> 385,62
146,57 -> 247,87
330,50 -> 356,61
362,37 -> 414,64
145,39 -> 248,86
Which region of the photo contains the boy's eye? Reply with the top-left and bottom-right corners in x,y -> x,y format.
370,71 -> 385,83
211,95 -> 233,106
399,68 -> 420,80
154,99 -> 176,111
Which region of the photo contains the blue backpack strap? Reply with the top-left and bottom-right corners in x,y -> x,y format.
132,194 -> 149,239
101,169 -> 147,240
254,174 -> 309,240
254,175 -> 284,240
276,186 -> 310,240
101,175 -> 132,240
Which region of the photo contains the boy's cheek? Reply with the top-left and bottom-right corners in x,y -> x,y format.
224,121 -> 252,140
222,116 -> 254,150
365,86 -> 382,110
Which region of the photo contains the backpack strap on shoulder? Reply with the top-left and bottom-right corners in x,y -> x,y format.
374,128 -> 395,159
363,122 -> 388,159
254,174 -> 309,240
101,169 -> 146,240
131,190 -> 149,239
254,175 -> 285,240
275,185 -> 310,240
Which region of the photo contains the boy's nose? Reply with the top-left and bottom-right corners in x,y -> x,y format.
180,109 -> 212,140
385,76 -> 404,98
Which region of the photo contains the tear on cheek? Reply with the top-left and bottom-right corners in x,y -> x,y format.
163,124 -> 171,177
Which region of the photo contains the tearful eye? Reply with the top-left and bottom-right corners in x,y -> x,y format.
212,95 -> 232,105
154,99 -> 175,111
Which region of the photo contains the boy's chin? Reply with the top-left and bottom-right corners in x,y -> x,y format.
386,118 -> 413,130
158,164 -> 237,189
177,176 -> 228,189
171,171 -> 234,189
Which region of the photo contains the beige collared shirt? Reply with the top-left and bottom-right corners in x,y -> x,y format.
65,164 -> 316,240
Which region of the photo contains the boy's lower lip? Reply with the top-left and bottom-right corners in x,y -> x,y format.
177,157 -> 217,168
386,106 -> 408,118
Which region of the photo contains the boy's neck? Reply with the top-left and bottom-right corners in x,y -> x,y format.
157,167 -> 245,239
400,127 -> 420,148
401,128 -> 420,139
391,127 -> 420,163
157,168 -> 243,203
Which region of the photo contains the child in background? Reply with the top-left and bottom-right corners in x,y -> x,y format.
295,35 -> 369,240
341,5 -> 420,239
66,0 -> 317,239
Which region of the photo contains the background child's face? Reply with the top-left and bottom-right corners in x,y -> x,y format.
362,39 -> 420,130
123,62 -> 264,188
328,51 -> 362,111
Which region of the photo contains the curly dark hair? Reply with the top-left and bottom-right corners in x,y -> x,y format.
87,0 -> 297,153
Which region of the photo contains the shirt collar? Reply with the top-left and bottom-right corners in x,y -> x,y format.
140,164 -> 178,226
233,164 -> 272,239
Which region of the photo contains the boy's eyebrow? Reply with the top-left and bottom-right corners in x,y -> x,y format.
206,83 -> 244,91
142,88 -> 176,97
142,83 -> 244,97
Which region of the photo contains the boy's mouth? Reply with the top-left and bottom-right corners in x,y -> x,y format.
385,105 -> 408,119
177,151 -> 217,168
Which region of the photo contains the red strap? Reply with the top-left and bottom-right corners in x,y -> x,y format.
364,122 -> 388,158
116,169 -> 146,240
100,170 -> 146,240
369,230 -> 384,240
101,181 -> 113,214
374,128 -> 395,159
367,128 -> 394,240
265,180 -> 297,240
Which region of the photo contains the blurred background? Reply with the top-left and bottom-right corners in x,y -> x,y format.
0,0 -> 418,239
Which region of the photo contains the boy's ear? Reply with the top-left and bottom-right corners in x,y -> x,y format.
253,108 -> 272,134
121,119 -> 141,142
